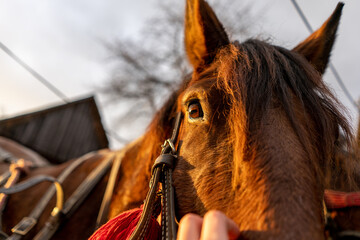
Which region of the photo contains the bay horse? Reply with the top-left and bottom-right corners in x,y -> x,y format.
1,0 -> 359,239
108,0 -> 357,239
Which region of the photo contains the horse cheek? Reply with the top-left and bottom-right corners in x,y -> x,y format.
173,122 -> 210,217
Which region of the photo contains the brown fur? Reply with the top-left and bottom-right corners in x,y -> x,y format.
170,40 -> 352,239
2,1 -> 357,239
109,39 -> 355,238
109,1 -> 356,239
326,123 -> 360,233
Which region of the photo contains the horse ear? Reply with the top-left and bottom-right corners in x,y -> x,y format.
292,3 -> 344,75
185,0 -> 230,71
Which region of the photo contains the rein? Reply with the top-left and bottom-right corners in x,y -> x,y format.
129,112 -> 182,240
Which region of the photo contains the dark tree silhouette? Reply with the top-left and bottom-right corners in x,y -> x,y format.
102,0 -> 258,144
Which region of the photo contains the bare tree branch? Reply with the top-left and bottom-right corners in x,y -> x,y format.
100,0 -> 259,143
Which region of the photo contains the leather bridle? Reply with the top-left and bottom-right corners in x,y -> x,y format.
129,112 -> 182,240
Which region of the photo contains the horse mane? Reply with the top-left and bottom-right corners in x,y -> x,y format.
213,39 -> 355,189
142,38 -> 356,190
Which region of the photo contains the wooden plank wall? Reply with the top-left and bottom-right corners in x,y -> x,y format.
0,96 -> 109,163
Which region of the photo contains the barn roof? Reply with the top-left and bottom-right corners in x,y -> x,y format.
0,96 -> 109,163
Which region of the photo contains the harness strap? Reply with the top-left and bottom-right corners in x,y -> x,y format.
95,151 -> 123,229
0,172 -> 11,187
0,159 -> 31,201
0,175 -> 64,216
0,159 -> 32,231
33,153 -> 115,240
0,147 -> 15,163
6,151 -> 98,240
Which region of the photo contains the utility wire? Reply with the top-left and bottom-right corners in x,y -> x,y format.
0,41 -> 69,103
0,40 -> 128,145
105,130 -> 129,145
290,0 -> 359,111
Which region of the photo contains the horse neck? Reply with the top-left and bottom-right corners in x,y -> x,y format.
109,136 -> 155,218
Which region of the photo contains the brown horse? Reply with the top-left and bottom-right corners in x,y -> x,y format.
0,145 -> 115,239
108,1 -> 357,239
1,0 -> 358,239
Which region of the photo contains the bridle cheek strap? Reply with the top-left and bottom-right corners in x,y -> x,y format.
129,112 -> 182,240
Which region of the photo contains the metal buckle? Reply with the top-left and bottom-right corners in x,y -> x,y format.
11,217 -> 37,236
161,139 -> 176,153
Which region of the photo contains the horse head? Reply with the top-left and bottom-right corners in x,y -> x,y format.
111,1 -> 354,239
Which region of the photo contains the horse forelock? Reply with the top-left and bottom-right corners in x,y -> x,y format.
135,38 -> 356,231
213,39 -> 354,189
143,38 -> 355,190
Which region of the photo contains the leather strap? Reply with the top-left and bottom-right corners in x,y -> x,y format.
0,147 -> 15,163
0,176 -> 64,238
0,175 -> 64,215
33,153 -> 115,240
129,112 -> 181,240
0,172 -> 11,187
96,139 -> 142,229
95,151 -> 123,229
129,168 -> 162,240
0,159 -> 32,231
159,112 -> 181,240
7,151 -> 99,240
0,175 -> 61,195
161,168 -> 177,240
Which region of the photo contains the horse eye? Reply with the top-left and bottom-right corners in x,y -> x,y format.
188,101 -> 203,119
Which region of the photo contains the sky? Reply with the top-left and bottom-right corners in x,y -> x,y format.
0,0 -> 359,148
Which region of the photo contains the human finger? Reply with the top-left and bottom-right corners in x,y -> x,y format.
177,213 -> 203,240
200,210 -> 240,240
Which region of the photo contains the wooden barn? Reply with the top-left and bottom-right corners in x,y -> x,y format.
0,96 -> 108,163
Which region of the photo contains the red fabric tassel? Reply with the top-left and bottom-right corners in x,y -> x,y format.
89,207 -> 161,240
325,189 -> 360,209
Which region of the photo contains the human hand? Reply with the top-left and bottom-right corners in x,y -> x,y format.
177,210 -> 240,240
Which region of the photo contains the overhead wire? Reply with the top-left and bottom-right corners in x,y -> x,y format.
0,41 -> 69,103
290,0 -> 359,111
0,40 -> 128,145
3,1 -> 357,143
